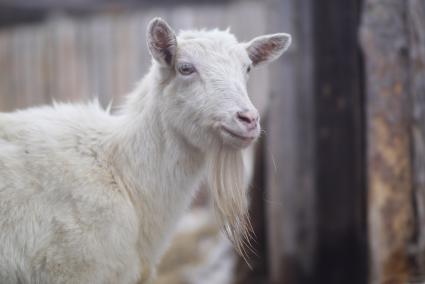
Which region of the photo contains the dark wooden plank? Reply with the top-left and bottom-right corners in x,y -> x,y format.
0,0 -> 233,10
0,1 -> 236,28
313,0 -> 367,284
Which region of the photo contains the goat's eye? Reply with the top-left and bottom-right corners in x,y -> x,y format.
246,65 -> 251,73
177,63 -> 196,75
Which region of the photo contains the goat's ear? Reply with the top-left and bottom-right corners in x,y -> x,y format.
147,18 -> 177,67
246,33 -> 291,66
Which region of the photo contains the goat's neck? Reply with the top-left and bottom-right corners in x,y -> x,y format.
111,79 -> 206,263
118,101 -> 205,193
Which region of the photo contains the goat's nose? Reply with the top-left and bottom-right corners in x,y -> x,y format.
237,110 -> 259,130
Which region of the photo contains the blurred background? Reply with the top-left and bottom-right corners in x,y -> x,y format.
0,0 -> 424,284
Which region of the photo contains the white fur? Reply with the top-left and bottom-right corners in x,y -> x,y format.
0,18 -> 290,283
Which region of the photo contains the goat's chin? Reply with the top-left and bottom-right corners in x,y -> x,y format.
207,147 -> 253,259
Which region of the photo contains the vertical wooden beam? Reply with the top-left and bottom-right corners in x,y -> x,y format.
360,1 -> 414,283
286,1 -> 316,282
313,0 -> 368,284
408,0 -> 425,279
265,0 -> 295,279
266,0 -> 316,283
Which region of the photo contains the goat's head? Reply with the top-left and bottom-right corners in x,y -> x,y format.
147,17 -> 291,151
146,18 -> 291,258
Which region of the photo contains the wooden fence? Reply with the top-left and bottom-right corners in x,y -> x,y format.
0,1 -> 269,114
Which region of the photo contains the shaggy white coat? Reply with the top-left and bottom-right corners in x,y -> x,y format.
0,18 -> 290,283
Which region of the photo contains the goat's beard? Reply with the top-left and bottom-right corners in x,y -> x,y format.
207,146 -> 253,259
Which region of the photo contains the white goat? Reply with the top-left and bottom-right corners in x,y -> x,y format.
0,18 -> 291,283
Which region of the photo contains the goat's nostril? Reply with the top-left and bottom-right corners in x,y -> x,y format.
237,112 -> 252,124
237,111 -> 259,127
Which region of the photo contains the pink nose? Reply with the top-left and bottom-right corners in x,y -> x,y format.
237,110 -> 259,130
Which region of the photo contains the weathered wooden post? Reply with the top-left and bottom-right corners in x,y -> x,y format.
360,1 -> 422,283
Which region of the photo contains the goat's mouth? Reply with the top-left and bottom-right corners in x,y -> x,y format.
220,126 -> 257,148
222,126 -> 256,140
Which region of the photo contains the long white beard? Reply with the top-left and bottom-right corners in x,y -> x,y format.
207,147 -> 253,259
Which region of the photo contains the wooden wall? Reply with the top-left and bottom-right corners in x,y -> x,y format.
0,1 -> 269,114
265,1 -> 425,284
